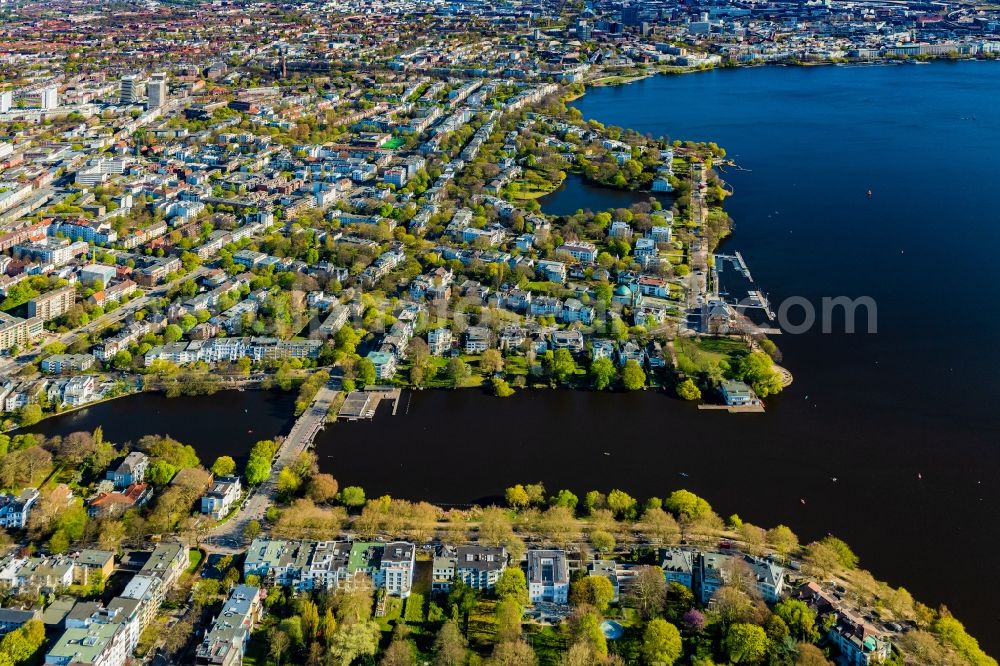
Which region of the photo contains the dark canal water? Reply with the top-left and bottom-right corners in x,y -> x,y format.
539,172 -> 670,216
20,391 -> 296,465
29,62 -> 1000,650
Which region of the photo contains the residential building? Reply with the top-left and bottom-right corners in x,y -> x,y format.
73,550 -> 115,586
107,452 -> 148,489
454,546 -> 507,591
201,476 -> 242,520
828,611 -> 893,665
39,86 -> 58,110
558,241 -> 598,264
536,260 -> 566,284
139,542 -> 188,586
0,608 -> 40,636
561,298 -> 594,324
14,238 -> 88,267
45,619 -> 128,666
427,327 -> 452,355
195,585 -> 262,666
797,583 -> 891,665
722,380 -> 759,407
87,483 -> 151,518
14,556 -> 74,591
0,488 -> 39,529
119,575 -> 164,632
317,304 -> 349,338
41,354 -> 95,374
380,542 -> 415,598
530,296 -> 561,317
143,337 -> 322,365
588,560 -> 620,602
659,548 -> 694,588
104,598 -> 142,655
120,74 -> 141,105
609,220 -> 632,239
634,237 -> 657,263
366,350 -> 397,380
147,73 -> 166,109
432,548 -> 458,593
697,552 -> 785,604
0,312 -> 43,352
464,326 -> 490,354
550,330 -> 584,353
26,286 -> 75,322
591,339 -> 615,361
527,550 -> 569,604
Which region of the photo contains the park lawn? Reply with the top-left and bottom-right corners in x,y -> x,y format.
508,172 -> 564,201
692,336 -> 750,358
382,137 -> 406,150
676,336 -> 749,372
504,355 -> 529,377
186,549 -> 204,574
404,592 -> 425,623
378,596 -> 404,631
617,607 -> 643,627
467,599 -> 499,650
48,465 -> 78,488
526,624 -> 568,666
524,281 -> 559,294
408,356 -> 453,389
463,373 -> 484,388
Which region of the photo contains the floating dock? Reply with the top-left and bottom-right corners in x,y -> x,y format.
697,403 -> 766,414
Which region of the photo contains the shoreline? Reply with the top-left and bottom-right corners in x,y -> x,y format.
584,53 -> 998,89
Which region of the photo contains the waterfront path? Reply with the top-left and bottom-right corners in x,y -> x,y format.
201,381 -> 339,551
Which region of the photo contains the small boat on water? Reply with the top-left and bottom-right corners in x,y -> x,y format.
867,189 -> 873,197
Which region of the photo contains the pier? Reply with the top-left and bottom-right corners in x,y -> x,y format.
338,387 -> 402,421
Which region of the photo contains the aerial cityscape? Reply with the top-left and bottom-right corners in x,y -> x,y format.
0,0 -> 997,664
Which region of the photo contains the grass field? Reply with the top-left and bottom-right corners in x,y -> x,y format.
676,336 -> 749,373
404,593 -> 425,623
508,172 -> 564,201
186,549 -> 204,574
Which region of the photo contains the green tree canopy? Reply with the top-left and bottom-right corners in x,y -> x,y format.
663,489 -> 713,521
676,378 -> 701,401
590,356 -> 617,390
621,359 -> 646,390
211,456 -> 237,477
725,623 -> 769,664
495,568 -> 529,606
641,618 -> 683,665
773,599 -> 819,642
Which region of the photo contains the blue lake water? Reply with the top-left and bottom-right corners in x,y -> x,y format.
321,61 -> 1000,650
